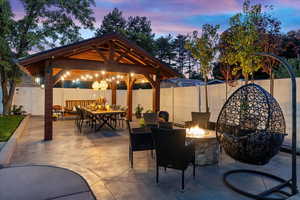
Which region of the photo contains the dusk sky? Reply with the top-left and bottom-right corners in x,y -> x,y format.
11,0 -> 300,39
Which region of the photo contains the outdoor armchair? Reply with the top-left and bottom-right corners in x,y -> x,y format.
151,128 -> 195,190
143,112 -> 158,128
185,112 -> 211,129
158,111 -> 169,122
126,120 -> 155,168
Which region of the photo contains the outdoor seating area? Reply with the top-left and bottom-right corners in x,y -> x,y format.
5,31 -> 295,200
2,1 -> 300,199
7,116 -> 300,200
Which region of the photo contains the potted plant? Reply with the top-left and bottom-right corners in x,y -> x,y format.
52,113 -> 59,121
135,104 -> 143,119
10,105 -> 26,115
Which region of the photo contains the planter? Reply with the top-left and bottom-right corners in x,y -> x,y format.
135,113 -> 142,119
0,115 -> 31,167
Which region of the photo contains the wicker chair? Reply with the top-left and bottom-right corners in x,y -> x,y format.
126,120 -> 154,168
151,128 -> 195,190
216,84 -> 286,165
143,113 -> 158,128
75,106 -> 89,132
185,112 -> 210,129
158,111 -> 169,122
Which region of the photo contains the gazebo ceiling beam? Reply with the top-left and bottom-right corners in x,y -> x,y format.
20,39 -> 110,66
93,45 -> 109,64
52,69 -> 67,85
51,58 -> 157,75
109,40 -> 115,62
113,41 -> 155,67
115,48 -> 131,63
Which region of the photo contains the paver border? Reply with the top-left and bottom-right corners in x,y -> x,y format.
0,115 -> 31,167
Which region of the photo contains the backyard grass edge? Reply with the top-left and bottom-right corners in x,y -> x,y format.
0,115 -> 31,167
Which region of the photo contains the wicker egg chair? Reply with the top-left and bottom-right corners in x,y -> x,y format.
216,83 -> 296,200
216,83 -> 286,165
215,53 -> 298,200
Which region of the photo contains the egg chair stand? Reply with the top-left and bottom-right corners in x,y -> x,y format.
218,53 -> 298,200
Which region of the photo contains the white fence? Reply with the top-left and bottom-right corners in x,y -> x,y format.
3,78 -> 300,145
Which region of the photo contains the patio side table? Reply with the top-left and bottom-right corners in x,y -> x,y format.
186,129 -> 219,166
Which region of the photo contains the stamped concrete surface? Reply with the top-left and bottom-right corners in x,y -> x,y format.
0,165 -> 95,200
9,117 -> 300,200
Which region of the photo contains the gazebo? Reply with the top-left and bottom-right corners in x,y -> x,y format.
18,33 -> 179,141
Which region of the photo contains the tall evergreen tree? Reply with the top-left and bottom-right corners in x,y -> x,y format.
173,34 -> 189,74
95,8 -> 126,36
125,16 -> 155,54
155,34 -> 175,65
95,8 -> 155,54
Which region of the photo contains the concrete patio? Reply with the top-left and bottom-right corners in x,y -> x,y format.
8,116 -> 300,200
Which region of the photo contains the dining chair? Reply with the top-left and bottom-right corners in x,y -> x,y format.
158,111 -> 169,122
126,120 -> 155,168
143,113 -> 158,128
151,128 -> 195,190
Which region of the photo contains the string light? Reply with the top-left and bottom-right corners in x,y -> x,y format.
101,70 -> 106,75
95,73 -> 99,78
35,77 -> 41,85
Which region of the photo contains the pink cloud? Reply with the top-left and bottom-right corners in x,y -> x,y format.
151,23 -> 198,35
275,0 -> 300,8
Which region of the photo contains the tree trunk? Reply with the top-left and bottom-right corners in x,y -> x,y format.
270,69 -> 274,96
225,70 -> 229,100
1,78 -> 16,115
204,76 -> 209,113
244,73 -> 249,85
225,79 -> 228,101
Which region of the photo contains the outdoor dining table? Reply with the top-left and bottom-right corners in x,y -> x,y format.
82,108 -> 125,131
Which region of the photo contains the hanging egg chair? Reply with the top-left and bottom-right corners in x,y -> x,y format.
215,53 -> 298,200
216,83 -> 286,165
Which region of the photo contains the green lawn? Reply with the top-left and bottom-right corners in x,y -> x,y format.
0,115 -> 25,142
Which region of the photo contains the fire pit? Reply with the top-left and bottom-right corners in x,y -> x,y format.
186,126 -> 219,166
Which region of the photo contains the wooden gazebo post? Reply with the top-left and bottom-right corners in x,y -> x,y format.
44,61 -> 53,140
111,81 -> 117,105
126,74 -> 136,121
152,73 -> 161,113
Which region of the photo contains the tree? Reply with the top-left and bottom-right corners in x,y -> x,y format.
1,0 -> 95,115
0,0 -> 16,115
255,5 -> 281,95
222,0 -> 263,84
172,34 -> 196,76
155,34 -> 176,65
95,9 -> 156,54
280,30 -> 300,59
212,62 -> 241,100
95,8 -> 126,36
185,24 -> 220,112
125,16 -> 155,54
274,58 -> 300,78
